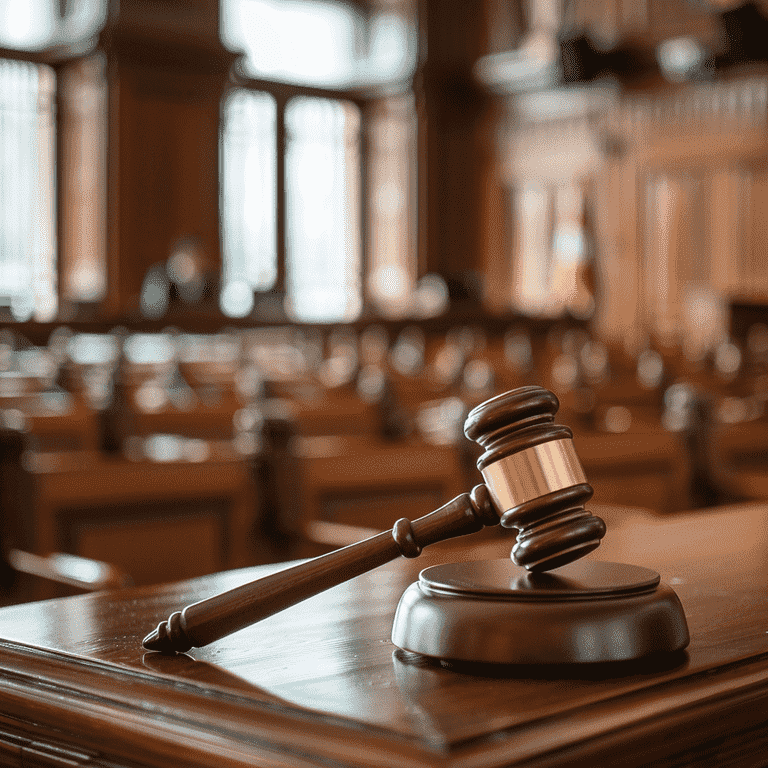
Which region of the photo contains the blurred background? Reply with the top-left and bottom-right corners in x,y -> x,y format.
1,0 -> 767,601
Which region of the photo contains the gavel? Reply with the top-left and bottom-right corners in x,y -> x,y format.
144,387 -> 602,652
144,386 -> 687,664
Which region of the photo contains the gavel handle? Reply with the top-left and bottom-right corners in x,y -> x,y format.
143,485 -> 499,653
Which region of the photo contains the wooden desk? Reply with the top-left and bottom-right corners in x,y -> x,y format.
0,502 -> 767,767
16,445 -> 257,596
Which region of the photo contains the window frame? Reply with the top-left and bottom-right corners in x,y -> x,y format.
224,54 -> 416,323
0,36 -> 103,323
0,4 -> 419,329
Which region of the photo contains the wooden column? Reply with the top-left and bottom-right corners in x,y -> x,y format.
418,0 -> 491,305
100,0 -> 237,317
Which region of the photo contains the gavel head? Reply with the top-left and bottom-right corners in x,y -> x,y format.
464,386 -> 606,572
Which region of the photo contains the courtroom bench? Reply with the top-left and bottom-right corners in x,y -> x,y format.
572,423 -> 687,513
13,442 -> 258,598
261,432 -> 471,557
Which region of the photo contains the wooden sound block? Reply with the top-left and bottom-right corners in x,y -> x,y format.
391,559 -> 690,665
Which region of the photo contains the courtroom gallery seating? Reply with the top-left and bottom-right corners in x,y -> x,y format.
0,422 -> 131,604
2,324 -> 768,608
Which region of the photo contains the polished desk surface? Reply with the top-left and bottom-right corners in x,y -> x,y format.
0,502 -> 767,767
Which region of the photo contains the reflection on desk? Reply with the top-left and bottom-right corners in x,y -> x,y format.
0,502 -> 766,767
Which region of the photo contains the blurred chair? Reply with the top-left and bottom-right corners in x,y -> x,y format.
278,392 -> 382,438
672,384 -> 768,509
575,425 -> 687,513
11,439 -> 258,599
113,332 -> 243,443
3,550 -> 131,602
256,404 -> 470,558
0,424 -> 130,604
0,389 -> 99,453
0,335 -> 100,453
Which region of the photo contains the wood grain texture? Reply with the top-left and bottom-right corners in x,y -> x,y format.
0,502 -> 766,767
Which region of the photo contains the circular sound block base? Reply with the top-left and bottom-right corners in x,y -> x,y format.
391,560 -> 690,664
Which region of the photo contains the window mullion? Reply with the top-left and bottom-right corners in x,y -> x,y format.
359,102 -> 370,316
275,95 -> 287,298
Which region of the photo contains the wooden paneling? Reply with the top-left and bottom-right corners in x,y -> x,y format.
576,428 -> 686,513
419,0 -> 491,298
100,3 -> 236,317
72,504 -> 227,587
106,62 -> 226,314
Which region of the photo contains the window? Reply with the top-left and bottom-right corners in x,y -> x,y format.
0,0 -> 105,51
285,96 -> 362,322
0,0 -> 107,320
221,0 -> 415,89
220,90 -> 278,315
220,0 -> 417,322
0,59 -> 56,320
221,0 -> 363,88
509,181 -> 594,320
367,93 -> 417,319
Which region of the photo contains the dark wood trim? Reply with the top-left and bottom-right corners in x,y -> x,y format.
1,639 -> 768,768
0,308 -> 581,347
98,31 -> 238,75
0,641 -> 435,768
417,0 -> 491,304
